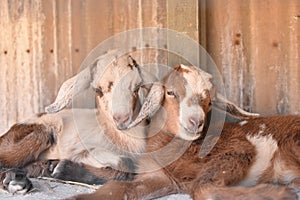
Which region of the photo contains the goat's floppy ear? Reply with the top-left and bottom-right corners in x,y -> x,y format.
137,69 -> 160,105
212,93 -> 260,119
45,49 -> 122,113
45,67 -> 92,113
127,83 -> 164,128
137,84 -> 151,105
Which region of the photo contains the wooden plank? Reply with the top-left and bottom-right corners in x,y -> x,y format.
205,0 -> 300,115
1,0 -> 298,135
40,0 -> 57,109
0,1 -> 14,133
248,0 -> 300,115
0,0 -> 46,133
166,0 -> 199,68
167,0 -> 199,40
206,0 -> 254,112
286,0 -> 300,115
55,0 -> 73,81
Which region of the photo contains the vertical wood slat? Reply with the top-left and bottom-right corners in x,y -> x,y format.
40,0 -> 56,109
206,0 -> 255,111
166,0 -> 200,68
0,0 -> 46,132
206,0 -> 300,115
0,0 -> 299,134
287,0 -> 300,115
0,0 -> 171,133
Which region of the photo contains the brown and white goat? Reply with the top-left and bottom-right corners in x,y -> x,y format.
0,50 -> 155,194
73,64 -> 300,200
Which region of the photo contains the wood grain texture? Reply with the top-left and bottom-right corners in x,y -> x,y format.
1,0 -> 299,134
206,0 -> 300,115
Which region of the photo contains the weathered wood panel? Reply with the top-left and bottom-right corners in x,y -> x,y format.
0,0 -> 198,133
205,0 -> 300,115
1,0 -> 46,132
1,0 -> 299,134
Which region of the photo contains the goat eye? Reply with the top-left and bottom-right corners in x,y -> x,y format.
167,91 -> 176,97
94,87 -> 104,98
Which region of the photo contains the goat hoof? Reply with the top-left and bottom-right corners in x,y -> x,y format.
51,160 -> 86,182
51,160 -> 107,185
1,169 -> 32,194
51,160 -> 73,179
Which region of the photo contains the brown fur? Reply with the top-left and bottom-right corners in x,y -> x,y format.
193,184 -> 297,200
162,69 -> 187,101
174,65 -> 191,74
72,115 -> 300,200
0,124 -> 55,168
160,87 -> 181,135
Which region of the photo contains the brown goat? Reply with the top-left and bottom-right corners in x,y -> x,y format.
72,65 -> 299,200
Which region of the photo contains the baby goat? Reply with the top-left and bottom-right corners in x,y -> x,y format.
73,64 -> 299,200
0,50 -> 155,194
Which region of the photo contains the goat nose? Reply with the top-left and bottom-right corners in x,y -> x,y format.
113,113 -> 130,127
189,117 -> 203,129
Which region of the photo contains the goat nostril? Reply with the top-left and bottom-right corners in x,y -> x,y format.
113,115 -> 120,122
113,114 -> 130,125
189,117 -> 197,127
189,117 -> 203,129
121,114 -> 130,124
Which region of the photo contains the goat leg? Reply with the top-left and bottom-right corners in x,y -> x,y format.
70,170 -> 176,200
192,151 -> 255,199
191,151 -> 298,199
0,124 -> 44,144
193,183 -> 297,200
51,157 -> 136,185
0,123 -> 56,167
51,160 -> 110,185
83,156 -> 136,181
0,168 -> 32,194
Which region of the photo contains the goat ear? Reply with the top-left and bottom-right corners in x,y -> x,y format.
45,49 -> 122,113
212,93 -> 260,119
127,83 -> 164,128
137,84 -> 151,105
45,67 -> 92,113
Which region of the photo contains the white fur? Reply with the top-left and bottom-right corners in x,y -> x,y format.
239,134 -> 278,186
38,109 -> 146,168
180,64 -> 214,94
239,120 -> 248,126
179,86 -> 203,140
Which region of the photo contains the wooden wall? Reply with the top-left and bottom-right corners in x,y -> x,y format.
205,0 -> 300,116
0,0 -> 299,133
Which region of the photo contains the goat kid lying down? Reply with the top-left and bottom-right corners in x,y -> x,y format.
0,51 -> 155,194
72,64 -> 300,200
